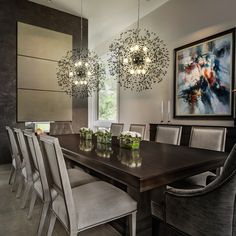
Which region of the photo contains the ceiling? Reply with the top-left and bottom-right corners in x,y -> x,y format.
29,0 -> 169,48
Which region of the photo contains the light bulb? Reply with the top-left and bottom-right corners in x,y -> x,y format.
130,47 -> 134,52
87,71 -> 92,76
84,81 -> 88,85
78,61 -> 82,66
69,72 -> 73,77
134,45 -> 139,51
141,69 -> 146,74
137,69 -> 141,74
146,57 -> 151,63
143,46 -> 148,52
130,69 -> 135,75
74,81 -> 78,85
85,62 -> 89,67
75,62 -> 78,67
123,58 -> 128,64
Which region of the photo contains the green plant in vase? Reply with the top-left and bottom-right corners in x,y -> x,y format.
96,143 -> 113,158
79,127 -> 93,140
118,131 -> 142,150
95,129 -> 112,144
79,139 -> 93,152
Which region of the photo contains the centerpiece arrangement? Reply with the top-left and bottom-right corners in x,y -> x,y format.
95,129 -> 112,144
79,127 -> 93,140
118,131 -> 142,150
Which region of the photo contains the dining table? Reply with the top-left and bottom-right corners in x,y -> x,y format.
56,134 -> 228,236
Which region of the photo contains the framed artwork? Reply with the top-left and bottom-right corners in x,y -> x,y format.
174,29 -> 235,118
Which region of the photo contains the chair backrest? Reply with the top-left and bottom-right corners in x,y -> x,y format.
110,123 -> 124,136
129,124 -> 146,139
39,135 -> 77,231
50,122 -> 74,135
14,128 -> 34,181
5,126 -> 22,169
189,127 -> 226,151
24,131 -> 51,201
155,125 -> 182,145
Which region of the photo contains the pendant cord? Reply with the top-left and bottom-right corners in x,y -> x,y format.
80,0 -> 83,51
137,0 -> 140,31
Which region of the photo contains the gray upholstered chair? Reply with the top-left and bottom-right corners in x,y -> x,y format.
155,125 -> 182,145
170,127 -> 227,188
24,131 -> 97,236
189,126 -> 226,151
110,123 -> 124,136
39,135 -> 137,236
129,124 -> 146,139
5,126 -> 23,193
50,122 -> 74,135
151,143 -> 236,236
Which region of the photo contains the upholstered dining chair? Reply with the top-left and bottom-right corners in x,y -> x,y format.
129,124 -> 146,139
169,126 -> 227,189
23,131 -> 97,236
151,143 -> 236,236
39,135 -> 137,236
50,122 -> 74,135
110,123 -> 124,136
5,126 -> 23,193
14,128 -> 40,208
155,125 -> 182,145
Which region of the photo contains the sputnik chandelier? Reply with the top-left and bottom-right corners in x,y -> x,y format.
108,0 -> 170,92
57,0 -> 105,98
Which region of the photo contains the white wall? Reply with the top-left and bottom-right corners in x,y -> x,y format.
94,0 -> 236,139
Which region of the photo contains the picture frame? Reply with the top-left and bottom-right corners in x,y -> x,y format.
174,28 -> 235,118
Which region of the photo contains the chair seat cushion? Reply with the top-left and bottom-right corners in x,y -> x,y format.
67,168 -> 97,188
22,167 -> 39,181
52,181 -> 137,231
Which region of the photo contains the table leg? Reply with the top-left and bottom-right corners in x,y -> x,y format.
127,187 -> 152,236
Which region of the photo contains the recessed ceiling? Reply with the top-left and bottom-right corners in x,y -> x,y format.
29,0 -> 169,49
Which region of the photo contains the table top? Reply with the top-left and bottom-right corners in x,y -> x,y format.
57,134 -> 228,192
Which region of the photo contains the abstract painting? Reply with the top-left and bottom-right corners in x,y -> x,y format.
174,29 -> 235,118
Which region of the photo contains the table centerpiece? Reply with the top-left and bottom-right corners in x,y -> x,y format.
118,131 -> 142,150
79,127 -> 93,140
95,129 -> 112,144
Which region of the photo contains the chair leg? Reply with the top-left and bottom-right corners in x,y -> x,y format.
8,166 -> 15,185
11,169 -> 19,192
27,190 -> 37,219
16,176 -> 24,198
47,212 -> 56,236
37,202 -> 50,236
129,212 -> 136,236
21,182 -> 32,209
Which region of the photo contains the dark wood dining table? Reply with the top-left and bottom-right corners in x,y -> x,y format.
56,134 -> 228,236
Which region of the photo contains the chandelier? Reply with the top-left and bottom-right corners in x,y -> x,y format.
108,0 -> 169,92
57,0 -> 105,98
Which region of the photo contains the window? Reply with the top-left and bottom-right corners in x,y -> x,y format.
98,76 -> 118,121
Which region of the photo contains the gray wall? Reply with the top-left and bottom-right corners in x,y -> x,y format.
0,0 -> 88,164
95,0 -> 236,139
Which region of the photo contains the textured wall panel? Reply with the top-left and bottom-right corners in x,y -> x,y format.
18,89 -> 72,121
17,22 -> 72,61
17,56 -> 62,91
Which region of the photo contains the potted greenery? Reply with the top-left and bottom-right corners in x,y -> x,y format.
95,129 -> 112,144
118,131 -> 142,150
79,127 -> 93,140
